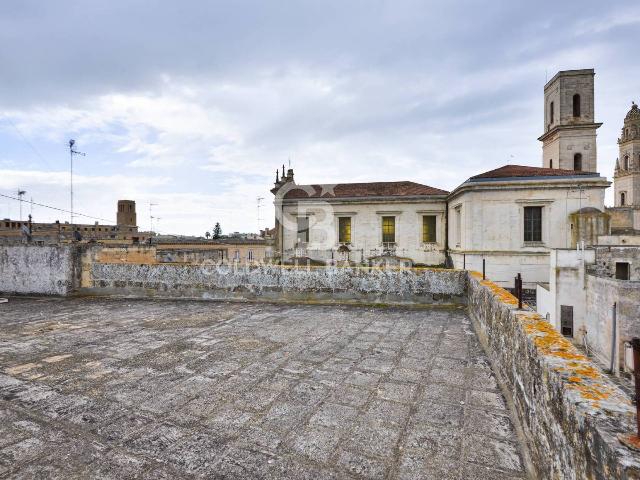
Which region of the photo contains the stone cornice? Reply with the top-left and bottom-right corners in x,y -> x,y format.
538,122 -> 602,142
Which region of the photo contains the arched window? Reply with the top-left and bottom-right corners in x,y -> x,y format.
550,102 -> 555,124
624,155 -> 630,170
621,192 -> 626,206
550,159 -> 553,169
573,94 -> 581,117
573,153 -> 582,171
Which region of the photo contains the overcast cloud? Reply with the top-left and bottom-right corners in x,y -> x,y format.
0,0 -> 638,234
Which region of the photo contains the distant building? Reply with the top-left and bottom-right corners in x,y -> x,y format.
272,69 -> 610,282
271,167 -> 448,266
96,235 -> 272,266
153,236 -> 271,265
447,165 -> 608,288
0,200 -> 149,245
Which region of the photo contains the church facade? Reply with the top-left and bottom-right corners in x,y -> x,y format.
271,68 -> 630,291
608,102 -> 640,234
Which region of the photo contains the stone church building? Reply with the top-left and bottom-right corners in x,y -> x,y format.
271,68 -> 632,290
608,101 -> 640,234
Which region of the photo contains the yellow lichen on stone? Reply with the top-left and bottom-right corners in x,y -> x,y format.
567,363 -> 602,379
480,279 -> 519,306
566,383 -> 613,402
473,272 -> 623,407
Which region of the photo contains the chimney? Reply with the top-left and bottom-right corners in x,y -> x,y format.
271,164 -> 295,194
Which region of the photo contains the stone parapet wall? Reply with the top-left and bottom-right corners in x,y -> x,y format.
84,262 -> 467,304
467,271 -> 640,479
0,245 -> 80,295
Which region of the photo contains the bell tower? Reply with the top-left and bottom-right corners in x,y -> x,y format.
614,102 -> 640,207
538,69 -> 602,172
117,200 -> 137,227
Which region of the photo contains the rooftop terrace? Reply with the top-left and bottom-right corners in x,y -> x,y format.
0,298 -> 527,479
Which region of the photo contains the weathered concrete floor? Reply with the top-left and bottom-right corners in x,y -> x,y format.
0,298 -> 528,479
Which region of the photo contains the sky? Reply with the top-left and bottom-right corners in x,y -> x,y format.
1,1 -> 638,235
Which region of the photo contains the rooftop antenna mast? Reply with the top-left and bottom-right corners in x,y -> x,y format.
17,189 -> 26,221
257,196 -> 264,231
68,139 -> 86,225
149,202 -> 158,233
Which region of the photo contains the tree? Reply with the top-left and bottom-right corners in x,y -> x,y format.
212,222 -> 222,239
205,231 -> 210,239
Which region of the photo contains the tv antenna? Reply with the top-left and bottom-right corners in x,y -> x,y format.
149,202 -> 158,233
68,139 -> 86,225
257,196 -> 264,230
17,189 -> 26,221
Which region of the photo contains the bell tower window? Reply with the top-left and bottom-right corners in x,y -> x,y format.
550,101 -> 554,124
621,192 -> 626,206
573,153 -> 582,171
624,155 -> 630,170
573,94 -> 581,117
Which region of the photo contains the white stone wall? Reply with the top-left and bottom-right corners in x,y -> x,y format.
614,171 -> 639,206
542,129 -> 598,172
0,245 -> 77,295
451,251 -> 549,288
585,275 -> 640,371
447,180 -> 606,287
280,199 -> 447,265
537,249 -> 594,335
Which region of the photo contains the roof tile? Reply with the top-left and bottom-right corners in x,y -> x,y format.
470,164 -> 596,180
282,181 -> 448,199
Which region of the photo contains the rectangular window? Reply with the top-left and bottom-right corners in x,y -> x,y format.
560,305 -> 573,337
338,217 -> 351,244
455,207 -> 461,246
550,101 -> 554,124
248,250 -> 253,261
524,206 -> 542,242
382,216 -> 395,244
422,215 -> 436,243
297,217 -> 309,243
616,262 -> 630,280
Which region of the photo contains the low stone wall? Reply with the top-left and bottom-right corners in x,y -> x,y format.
0,245 -> 79,295
467,272 -> 640,479
84,262 -> 467,305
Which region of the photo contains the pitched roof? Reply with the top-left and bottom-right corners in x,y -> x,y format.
282,181 -> 449,199
469,164 -> 597,181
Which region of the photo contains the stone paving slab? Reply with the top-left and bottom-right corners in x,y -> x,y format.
0,298 -> 529,479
